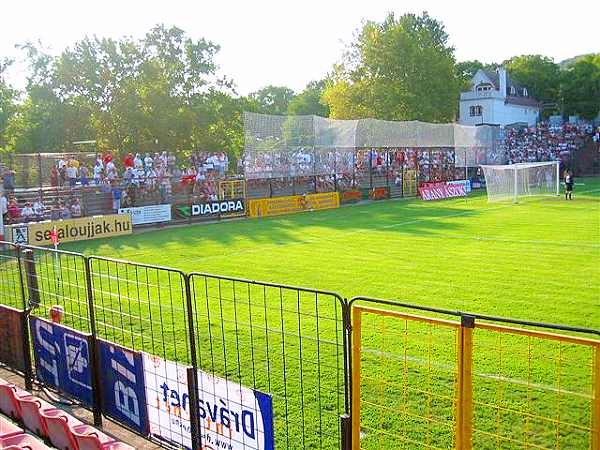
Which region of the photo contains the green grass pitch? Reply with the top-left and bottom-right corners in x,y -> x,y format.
6,178 -> 599,449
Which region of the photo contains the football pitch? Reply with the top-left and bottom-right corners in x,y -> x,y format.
19,177 -> 600,449
66,178 -> 599,331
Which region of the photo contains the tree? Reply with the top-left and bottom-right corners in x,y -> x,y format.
249,85 -> 295,116
322,12 -> 461,122
0,58 -> 18,150
287,80 -> 330,117
503,55 -> 561,106
561,54 -> 600,119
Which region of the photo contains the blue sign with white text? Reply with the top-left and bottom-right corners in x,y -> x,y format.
98,339 -> 149,435
30,317 -> 93,406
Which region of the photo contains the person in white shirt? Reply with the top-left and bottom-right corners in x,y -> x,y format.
93,162 -> 103,184
70,199 -> 82,217
33,198 -> 45,219
134,153 -> 143,168
21,203 -> 35,222
144,153 -> 153,168
66,165 -> 78,187
1,195 -> 8,222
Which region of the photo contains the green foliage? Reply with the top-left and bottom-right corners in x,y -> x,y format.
560,53 -> 600,119
0,58 -> 18,150
503,55 -> 561,106
249,85 -> 296,116
322,12 -> 461,122
287,80 -> 330,117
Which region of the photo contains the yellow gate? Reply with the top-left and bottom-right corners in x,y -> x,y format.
218,179 -> 246,200
351,304 -> 600,450
403,170 -> 417,196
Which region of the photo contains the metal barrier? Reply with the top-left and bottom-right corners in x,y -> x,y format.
189,273 -> 349,450
349,297 -> 600,450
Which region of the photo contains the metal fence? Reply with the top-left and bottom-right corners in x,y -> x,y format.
0,243 -> 599,450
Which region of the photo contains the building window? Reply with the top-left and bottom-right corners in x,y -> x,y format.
523,88 -> 528,97
476,83 -> 493,93
510,86 -> 516,95
469,105 -> 483,117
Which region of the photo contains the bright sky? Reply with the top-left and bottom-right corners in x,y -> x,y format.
1,0 -> 598,95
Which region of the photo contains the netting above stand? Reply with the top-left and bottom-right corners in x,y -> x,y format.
243,113 -> 502,179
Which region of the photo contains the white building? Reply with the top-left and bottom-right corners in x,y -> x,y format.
459,67 -> 540,127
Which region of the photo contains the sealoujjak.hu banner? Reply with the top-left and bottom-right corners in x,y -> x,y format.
142,353 -> 274,450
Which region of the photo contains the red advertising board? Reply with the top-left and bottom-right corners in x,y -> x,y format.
419,182 -> 466,201
0,305 -> 26,372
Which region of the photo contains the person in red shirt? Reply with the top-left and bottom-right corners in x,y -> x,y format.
123,153 -> 134,169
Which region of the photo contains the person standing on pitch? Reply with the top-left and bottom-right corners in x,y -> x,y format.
565,170 -> 574,200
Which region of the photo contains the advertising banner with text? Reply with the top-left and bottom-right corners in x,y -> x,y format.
248,192 -> 340,218
8,214 -> 132,246
419,182 -> 466,201
173,199 -> 246,221
98,339 -> 149,435
30,317 -> 93,406
142,353 -> 274,450
118,204 -> 171,226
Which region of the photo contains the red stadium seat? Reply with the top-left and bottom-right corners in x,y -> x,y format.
16,395 -> 54,437
0,433 -> 53,449
39,408 -> 82,450
71,424 -> 116,450
0,415 -> 23,438
0,379 -> 28,419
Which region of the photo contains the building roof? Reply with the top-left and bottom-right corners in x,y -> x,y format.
481,69 -> 499,88
505,96 -> 541,108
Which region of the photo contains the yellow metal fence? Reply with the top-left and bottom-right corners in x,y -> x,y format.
351,305 -> 600,450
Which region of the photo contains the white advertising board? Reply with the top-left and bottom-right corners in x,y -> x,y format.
118,204 -> 171,225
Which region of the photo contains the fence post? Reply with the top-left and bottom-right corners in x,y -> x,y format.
21,249 -> 40,309
593,343 -> 600,450
456,315 -> 474,450
16,246 -> 33,390
340,414 -> 352,450
184,275 -> 202,450
351,307 -> 362,450
83,257 -> 103,427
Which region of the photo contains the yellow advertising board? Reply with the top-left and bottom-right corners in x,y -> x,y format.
7,214 -> 132,246
248,192 -> 340,218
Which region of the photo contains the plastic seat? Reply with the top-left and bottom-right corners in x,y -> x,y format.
0,415 -> 23,438
39,408 -> 82,450
0,433 -> 53,449
17,394 -> 54,437
71,424 -> 114,450
0,380 -> 28,419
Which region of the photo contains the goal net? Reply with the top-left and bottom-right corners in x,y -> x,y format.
481,162 -> 560,202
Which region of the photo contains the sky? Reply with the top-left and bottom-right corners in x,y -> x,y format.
1,0 -> 598,95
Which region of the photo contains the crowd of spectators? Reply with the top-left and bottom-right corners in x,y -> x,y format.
502,122 -> 593,165
2,149 -> 230,225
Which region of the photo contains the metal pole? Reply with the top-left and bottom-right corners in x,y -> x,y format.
84,257 -> 103,427
184,275 -> 202,449
351,307 -> 362,450
16,246 -> 33,390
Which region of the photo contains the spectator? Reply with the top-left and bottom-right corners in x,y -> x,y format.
33,198 -> 45,220
49,203 -> 61,221
21,202 -> 35,222
3,168 -> 15,191
50,165 -> 59,187
1,194 -> 8,223
70,198 -> 82,217
80,166 -> 90,186
123,153 -> 135,169
66,163 -> 78,187
7,198 -> 21,223
60,202 -> 72,219
111,182 -> 122,211
93,160 -> 103,184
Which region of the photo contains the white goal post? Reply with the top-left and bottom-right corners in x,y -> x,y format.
480,161 -> 560,202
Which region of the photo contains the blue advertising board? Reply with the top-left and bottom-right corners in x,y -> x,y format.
98,339 -> 149,435
30,317 -> 93,406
